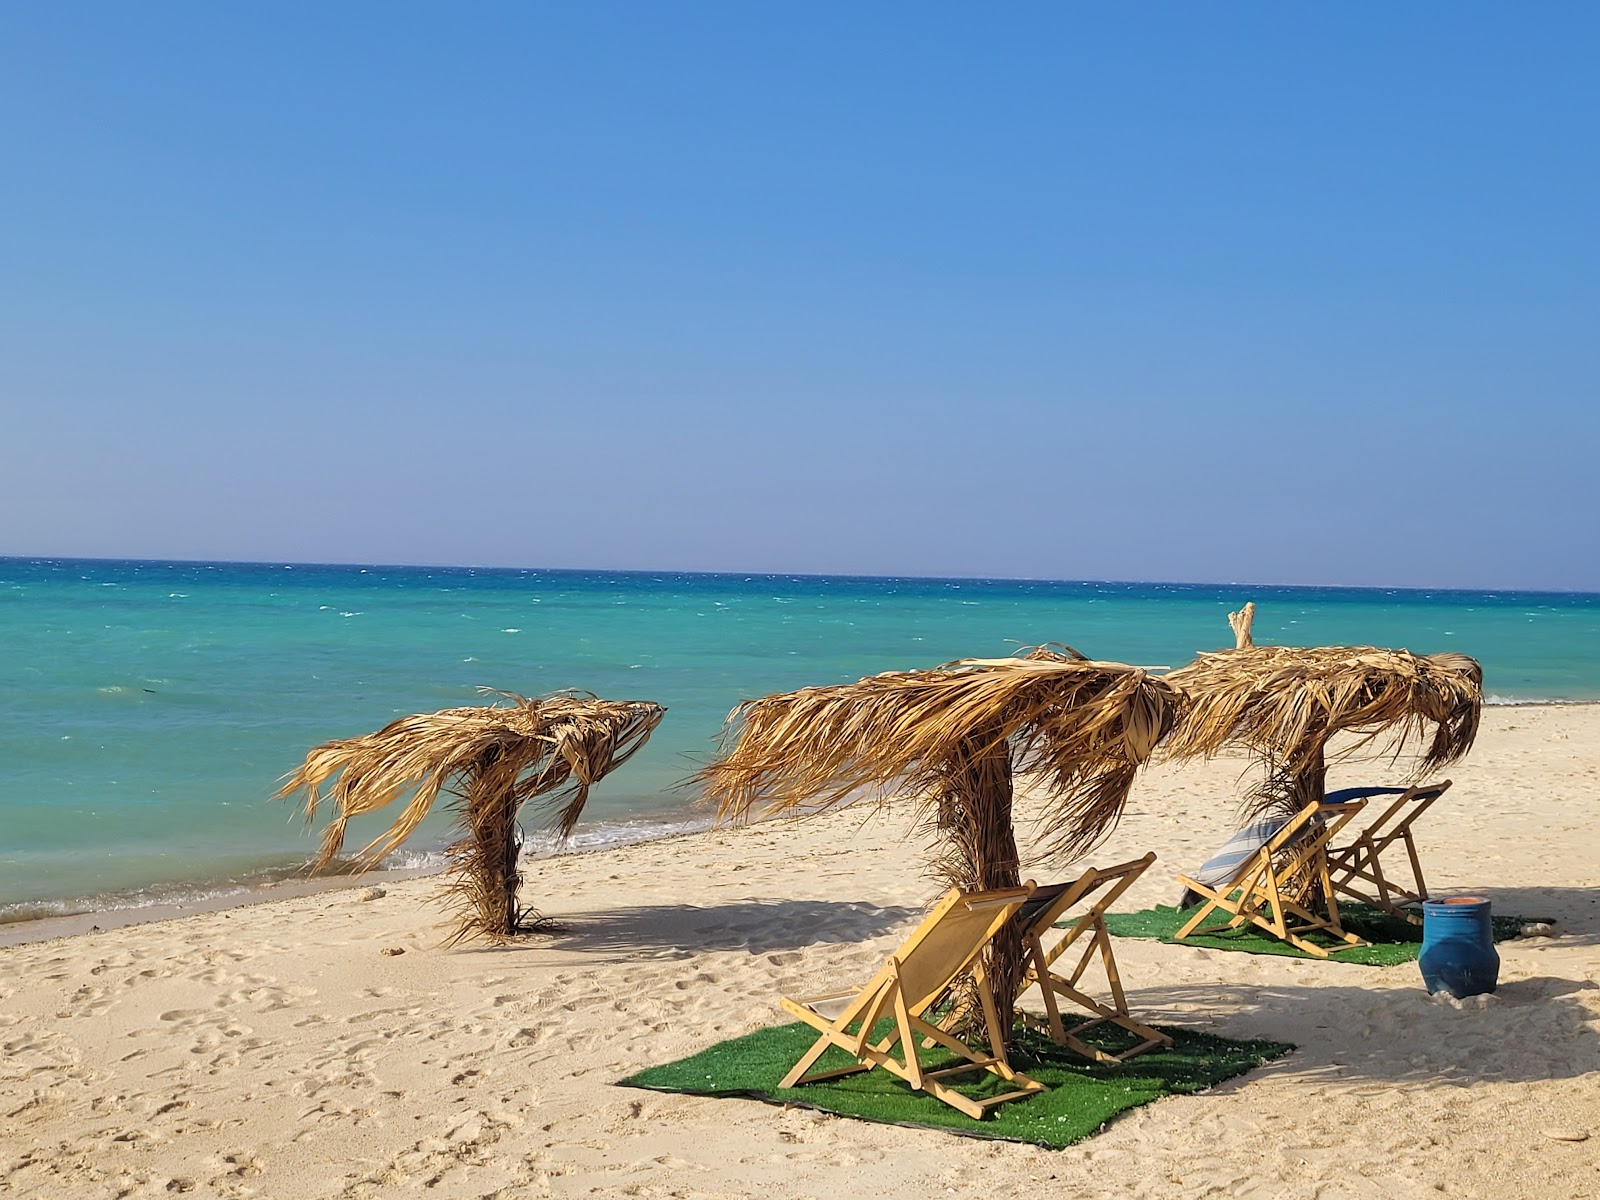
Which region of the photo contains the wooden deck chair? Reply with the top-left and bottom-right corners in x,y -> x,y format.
1323,780 -> 1452,921
1174,795 -> 1370,958
1016,852 -> 1173,1064
778,884 -> 1046,1120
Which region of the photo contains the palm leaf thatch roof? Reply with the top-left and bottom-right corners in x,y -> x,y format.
697,645 -> 1178,863
1160,644 -> 1482,811
279,691 -> 666,873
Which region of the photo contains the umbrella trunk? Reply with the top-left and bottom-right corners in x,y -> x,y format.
934,729 -> 1023,1046
1289,743 -> 1327,810
1284,742 -> 1327,909
460,750 -> 523,938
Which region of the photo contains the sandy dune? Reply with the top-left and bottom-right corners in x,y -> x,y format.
3,704 -> 1598,1199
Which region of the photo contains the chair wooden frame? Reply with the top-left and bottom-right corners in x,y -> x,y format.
1016,852 -> 1173,1063
1174,797 -> 1370,958
778,885 -> 1046,1120
1324,780 -> 1452,921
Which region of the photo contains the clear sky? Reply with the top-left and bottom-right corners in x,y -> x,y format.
2,4 -> 1596,590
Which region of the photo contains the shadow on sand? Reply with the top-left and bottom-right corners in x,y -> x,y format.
1450,884 -> 1600,945
1119,969 -> 1600,1088
450,897 -> 924,960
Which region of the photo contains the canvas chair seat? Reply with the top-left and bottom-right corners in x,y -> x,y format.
1190,814 -> 1306,888
778,884 -> 1046,1120
1178,810 -> 1331,910
1174,796 -> 1371,958
1016,853 -> 1173,1063
1324,780 -> 1452,921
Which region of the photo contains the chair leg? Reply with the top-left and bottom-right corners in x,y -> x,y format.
1174,880 -> 1232,940
1020,917 -> 1171,1064
780,1031 -> 871,1087
1361,835 -> 1396,911
1275,895 -> 1367,957
1025,937 -> 1067,1044
1404,832 -> 1428,903
1097,924 -> 1129,1017
1048,979 -> 1173,1062
779,990 -> 889,1087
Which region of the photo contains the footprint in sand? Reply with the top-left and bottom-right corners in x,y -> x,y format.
158,1008 -> 210,1024
672,973 -> 719,991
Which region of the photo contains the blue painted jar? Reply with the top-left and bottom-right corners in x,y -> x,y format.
1419,897 -> 1500,998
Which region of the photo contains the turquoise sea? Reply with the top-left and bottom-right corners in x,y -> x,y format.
3,557 -> 1598,922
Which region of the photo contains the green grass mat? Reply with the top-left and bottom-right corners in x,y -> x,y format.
1104,903 -> 1532,965
619,1022 -> 1292,1148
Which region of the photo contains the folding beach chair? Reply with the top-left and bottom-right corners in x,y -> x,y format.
1016,852 -> 1173,1063
1174,795 -> 1370,958
778,884 -> 1046,1120
1324,780 -> 1452,921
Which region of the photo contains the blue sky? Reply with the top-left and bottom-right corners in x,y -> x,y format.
2,4 -> 1596,589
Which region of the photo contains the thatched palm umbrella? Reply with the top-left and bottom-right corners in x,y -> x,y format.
1161,636 -> 1482,824
279,691 -> 665,944
696,646 -> 1178,1038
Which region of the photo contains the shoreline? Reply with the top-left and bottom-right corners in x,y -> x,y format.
0,866 -> 443,950
5,701 -> 1590,950
0,813 -> 723,950
0,807 -> 716,946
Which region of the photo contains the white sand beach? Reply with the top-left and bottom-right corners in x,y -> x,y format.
3,703 -> 1598,1199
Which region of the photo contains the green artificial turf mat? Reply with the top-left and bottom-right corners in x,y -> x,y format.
1104,902 -> 1533,965
619,1021 -> 1292,1148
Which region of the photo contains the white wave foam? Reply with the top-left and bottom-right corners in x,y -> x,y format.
380,848 -> 449,872
519,814 -> 713,861
1483,693 -> 1593,706
361,815 -> 715,874
1,816 -> 719,927
0,882 -> 256,926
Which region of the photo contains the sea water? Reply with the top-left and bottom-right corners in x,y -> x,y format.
2,557 -> 1597,921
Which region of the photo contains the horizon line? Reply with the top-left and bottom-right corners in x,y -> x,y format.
3,552 -> 1597,600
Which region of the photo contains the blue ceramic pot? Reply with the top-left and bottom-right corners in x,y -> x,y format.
1419,897 -> 1500,998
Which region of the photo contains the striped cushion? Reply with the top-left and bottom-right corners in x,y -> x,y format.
1191,815 -> 1298,887
1191,787 -> 1415,889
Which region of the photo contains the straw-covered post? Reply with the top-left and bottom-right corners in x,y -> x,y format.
456,745 -> 525,938
695,646 -> 1178,1044
278,691 -> 665,943
929,724 -> 1026,1015
1162,639 -> 1483,826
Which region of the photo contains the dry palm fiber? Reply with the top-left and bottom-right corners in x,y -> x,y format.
279,691 -> 665,944
1161,643 -> 1482,825
695,646 -> 1178,1040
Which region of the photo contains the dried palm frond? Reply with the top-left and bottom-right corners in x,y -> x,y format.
1162,644 -> 1482,822
700,646 -> 1177,864
695,646 -> 1179,1035
279,691 -> 665,942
